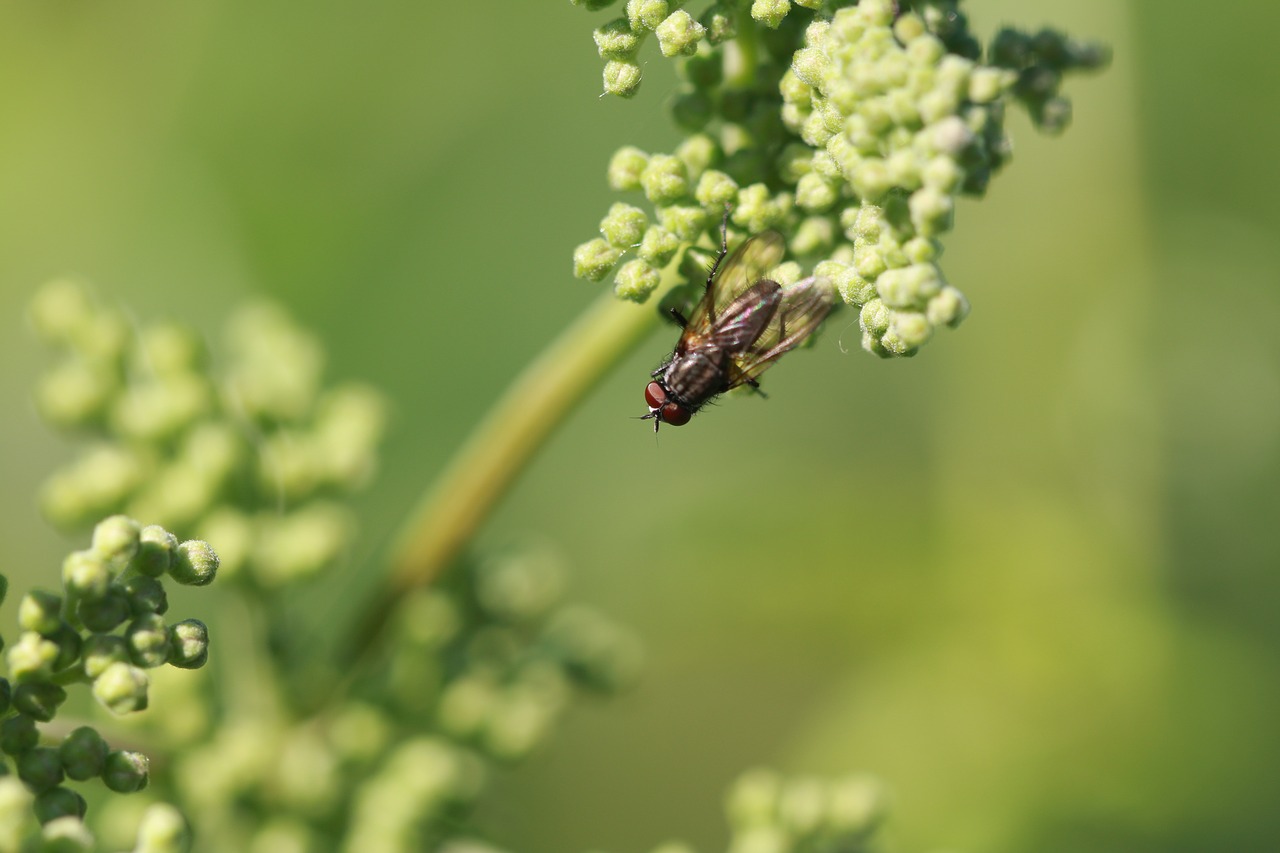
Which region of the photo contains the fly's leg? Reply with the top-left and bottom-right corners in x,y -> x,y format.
746,377 -> 768,399
668,308 -> 689,328
704,204 -> 732,286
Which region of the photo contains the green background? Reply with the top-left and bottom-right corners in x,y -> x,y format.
2,1 -> 1278,851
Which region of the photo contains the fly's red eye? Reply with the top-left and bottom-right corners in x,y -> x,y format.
661,402 -> 691,426
644,382 -> 666,409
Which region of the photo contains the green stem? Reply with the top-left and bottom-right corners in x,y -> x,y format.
348,274 -> 677,659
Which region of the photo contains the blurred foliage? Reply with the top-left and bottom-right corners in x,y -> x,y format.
0,1 -> 1278,852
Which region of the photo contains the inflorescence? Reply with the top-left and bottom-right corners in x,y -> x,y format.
0,515 -> 215,852
573,0 -> 1108,356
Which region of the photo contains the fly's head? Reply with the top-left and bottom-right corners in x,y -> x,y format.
641,381 -> 692,431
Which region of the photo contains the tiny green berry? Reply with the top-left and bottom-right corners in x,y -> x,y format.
102,750 -> 149,793
93,661 -> 149,715
167,619 -> 210,670
613,259 -> 662,303
58,727 -> 108,782
12,683 -> 67,723
16,748 -> 63,794
573,238 -> 625,282
170,540 -> 218,587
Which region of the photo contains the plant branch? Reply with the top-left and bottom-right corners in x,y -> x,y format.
347,271 -> 678,661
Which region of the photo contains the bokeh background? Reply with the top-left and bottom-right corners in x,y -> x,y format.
2,1 -> 1278,851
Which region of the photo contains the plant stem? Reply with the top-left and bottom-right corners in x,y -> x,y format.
348,275 -> 676,659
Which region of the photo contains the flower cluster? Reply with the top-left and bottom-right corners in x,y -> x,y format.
0,515 -> 215,852
28,281 -> 386,585
572,0 -> 1107,356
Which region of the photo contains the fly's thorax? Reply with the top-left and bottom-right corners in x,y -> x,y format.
661,350 -> 729,409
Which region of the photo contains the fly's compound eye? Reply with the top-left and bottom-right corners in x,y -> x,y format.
644,381 -> 666,410
660,402 -> 691,426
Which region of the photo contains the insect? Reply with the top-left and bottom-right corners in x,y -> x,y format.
642,217 -> 838,431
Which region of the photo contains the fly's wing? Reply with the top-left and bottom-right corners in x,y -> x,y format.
679,231 -> 786,351
706,280 -> 782,353
724,275 -> 838,388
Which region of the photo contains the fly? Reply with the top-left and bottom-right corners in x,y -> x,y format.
642,214 -> 837,431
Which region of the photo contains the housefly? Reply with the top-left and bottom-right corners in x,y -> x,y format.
642,217 -> 837,431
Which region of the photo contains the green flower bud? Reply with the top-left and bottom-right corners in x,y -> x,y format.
136,322 -> 206,378
18,592 -> 63,637
927,285 -> 969,328
123,576 -> 168,617
750,0 -> 788,29
438,674 -> 499,740
0,680 -> 9,716
675,133 -> 718,179
38,813 -> 92,848
7,633 -> 59,682
251,503 -> 350,586
658,205 -> 710,242
607,146 -> 649,192
779,776 -> 826,834
671,89 -> 712,132
168,620 -> 209,670
12,683 -> 66,723
860,299 -> 891,337
134,803 -> 189,853
613,259 -> 661,303
882,311 -> 931,354
875,263 -> 942,309
543,606 -> 643,692
694,170 -> 739,208
640,154 -> 691,205
727,768 -> 781,828
603,59 -> 643,98
827,773 -> 886,833
34,360 -> 117,429
92,514 -> 141,569
126,614 -> 170,669
61,551 -> 110,600
795,172 -> 839,212
625,0 -> 667,32
573,238 -> 625,282
17,748 -> 63,794
656,11 -> 704,57
680,49 -> 723,88
27,279 -> 95,345
131,525 -> 178,579
571,0 -> 620,8
732,184 -> 790,233
600,202 -> 648,248
593,17 -> 640,60
700,2 -> 735,44
908,186 -> 954,236
769,261 -> 803,287
638,226 -> 681,268
0,715 -> 38,756
849,158 -> 893,203
58,727 -> 107,782
81,634 -> 129,679
111,374 -> 214,444
78,584 -> 131,633
93,662 -> 149,715
170,540 -> 218,587
102,750 -> 149,793
791,217 -> 835,256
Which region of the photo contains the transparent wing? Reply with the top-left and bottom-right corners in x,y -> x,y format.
679,231 -> 787,351
724,275 -> 838,388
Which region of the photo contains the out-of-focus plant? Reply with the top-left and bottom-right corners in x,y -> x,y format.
5,1 -> 1106,850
